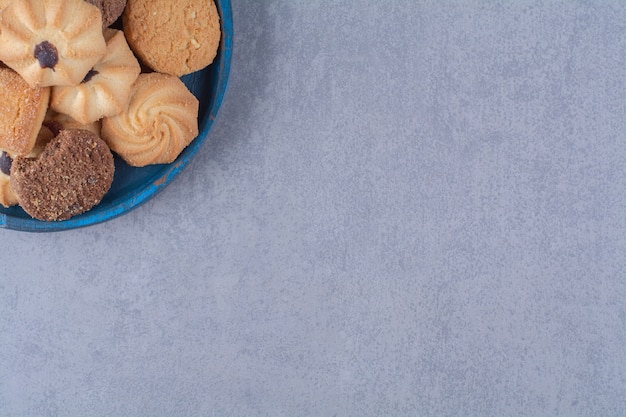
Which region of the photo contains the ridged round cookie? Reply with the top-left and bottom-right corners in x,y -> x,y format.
123,0 -> 221,76
10,129 -> 115,221
84,0 -> 127,27
101,72 -> 199,166
0,0 -> 107,87
51,29 -> 141,125
0,67 -> 50,156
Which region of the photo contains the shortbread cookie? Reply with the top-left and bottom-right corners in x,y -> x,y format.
101,72 -> 199,166
84,0 -> 127,27
0,67 -> 50,155
123,0 -> 221,76
51,29 -> 141,124
0,0 -> 107,87
10,129 -> 115,221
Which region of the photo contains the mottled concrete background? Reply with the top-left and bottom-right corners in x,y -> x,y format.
1,1 -> 625,416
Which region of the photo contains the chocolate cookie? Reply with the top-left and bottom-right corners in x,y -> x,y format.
84,0 -> 127,27
10,129 -> 115,221
0,67 -> 50,156
0,125 -> 55,208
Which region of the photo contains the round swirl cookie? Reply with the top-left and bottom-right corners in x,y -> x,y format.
51,29 -> 141,125
123,0 -> 221,76
0,0 -> 107,88
0,124 -> 56,208
101,72 -> 199,167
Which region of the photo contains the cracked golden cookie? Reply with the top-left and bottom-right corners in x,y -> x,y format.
84,0 -> 127,27
10,129 -> 115,221
101,72 -> 199,166
51,29 -> 141,124
0,67 -> 50,156
123,0 -> 220,76
0,0 -> 107,87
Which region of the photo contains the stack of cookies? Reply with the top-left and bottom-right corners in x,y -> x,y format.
0,0 -> 221,221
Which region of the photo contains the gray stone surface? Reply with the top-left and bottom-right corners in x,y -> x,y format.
1,1 -> 625,416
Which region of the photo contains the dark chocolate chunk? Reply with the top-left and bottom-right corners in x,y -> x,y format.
0,151 -> 12,176
34,41 -> 58,70
43,120 -> 63,137
82,69 -> 99,84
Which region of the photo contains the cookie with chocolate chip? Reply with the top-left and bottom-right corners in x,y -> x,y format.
0,0 -> 107,87
10,129 -> 115,221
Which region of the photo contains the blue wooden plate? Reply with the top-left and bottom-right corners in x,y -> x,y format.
0,0 -> 233,232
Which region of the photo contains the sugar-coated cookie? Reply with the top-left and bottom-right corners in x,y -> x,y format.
101,72 -> 199,166
51,29 -> 141,124
123,0 -> 220,76
84,0 -> 127,27
0,0 -> 107,87
10,129 -> 115,221
0,67 -> 50,155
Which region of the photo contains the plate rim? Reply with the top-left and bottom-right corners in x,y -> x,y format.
0,0 -> 233,233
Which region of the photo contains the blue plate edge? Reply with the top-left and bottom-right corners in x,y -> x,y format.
0,0 -> 233,233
